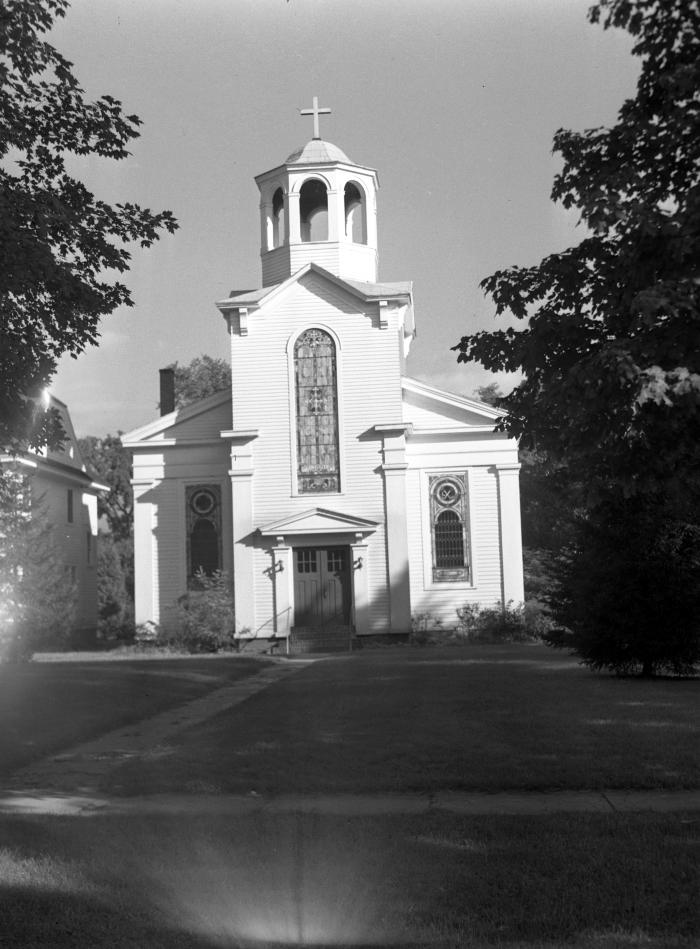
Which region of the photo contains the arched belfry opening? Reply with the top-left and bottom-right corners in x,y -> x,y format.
300,178 -> 328,242
272,187 -> 285,248
344,182 -> 366,244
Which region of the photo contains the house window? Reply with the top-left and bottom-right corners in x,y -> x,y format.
429,474 -> 470,582
295,328 -> 340,493
67,489 -> 74,523
186,485 -> 222,582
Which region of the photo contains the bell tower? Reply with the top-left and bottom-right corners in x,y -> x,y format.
255,98 -> 379,287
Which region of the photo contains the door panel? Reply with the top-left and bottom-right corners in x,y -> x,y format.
293,547 -> 350,627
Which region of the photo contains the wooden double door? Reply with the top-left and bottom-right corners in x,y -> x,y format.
293,546 -> 351,628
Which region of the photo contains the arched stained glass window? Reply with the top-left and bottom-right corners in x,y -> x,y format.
429,475 -> 470,582
295,329 -> 339,493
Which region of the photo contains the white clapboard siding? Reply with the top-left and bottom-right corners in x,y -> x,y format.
231,272 -> 404,631
163,399 -> 232,441
406,461 -> 504,628
403,394 -> 495,430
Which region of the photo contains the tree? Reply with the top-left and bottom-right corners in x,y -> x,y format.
0,466 -> 76,659
454,0 -> 700,498
96,530 -> 133,640
169,355 -> 231,409
472,382 -> 503,407
454,0 -> 700,674
0,0 -> 178,452
546,495 -> 700,677
78,433 -> 134,600
78,434 -> 132,541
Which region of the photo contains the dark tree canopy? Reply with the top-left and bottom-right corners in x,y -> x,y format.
170,355 -> 231,410
0,0 -> 178,452
454,0 -> 700,498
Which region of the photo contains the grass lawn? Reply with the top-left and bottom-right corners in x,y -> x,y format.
0,655 -> 267,777
0,809 -> 696,948
103,644 -> 699,795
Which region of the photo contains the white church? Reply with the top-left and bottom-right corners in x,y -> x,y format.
123,101 -> 524,651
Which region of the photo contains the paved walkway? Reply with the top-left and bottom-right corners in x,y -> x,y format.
3,658 -> 311,794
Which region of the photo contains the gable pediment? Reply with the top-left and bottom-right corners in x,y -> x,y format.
402,377 -> 503,431
122,390 -> 231,447
259,507 -> 379,537
218,262 -> 412,318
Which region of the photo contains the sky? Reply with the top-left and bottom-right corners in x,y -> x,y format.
49,0 -> 640,437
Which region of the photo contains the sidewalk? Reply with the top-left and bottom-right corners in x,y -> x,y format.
1,787 -> 698,817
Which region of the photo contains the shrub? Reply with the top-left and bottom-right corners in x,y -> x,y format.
170,570 -> 237,654
410,612 -> 444,645
455,601 -> 539,643
545,494 -> 700,677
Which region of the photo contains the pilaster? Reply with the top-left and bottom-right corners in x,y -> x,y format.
271,538 -> 294,635
350,535 -> 370,634
495,463 -> 525,605
376,423 -> 413,633
221,429 -> 259,634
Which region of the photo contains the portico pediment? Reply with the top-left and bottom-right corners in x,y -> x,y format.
259,507 -> 379,538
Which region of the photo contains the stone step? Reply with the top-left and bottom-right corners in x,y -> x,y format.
289,626 -> 353,654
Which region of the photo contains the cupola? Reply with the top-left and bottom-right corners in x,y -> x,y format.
255,98 -> 379,286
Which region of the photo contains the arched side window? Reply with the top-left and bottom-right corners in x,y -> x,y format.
186,485 -> 222,582
429,475 -> 470,582
295,329 -> 339,493
344,182 -> 367,244
299,179 -> 328,242
272,187 -> 285,249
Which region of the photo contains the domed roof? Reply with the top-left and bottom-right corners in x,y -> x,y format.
285,139 -> 352,164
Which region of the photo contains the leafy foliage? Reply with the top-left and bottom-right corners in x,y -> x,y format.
78,433 -> 134,601
546,495 -> 700,676
170,570 -> 237,653
454,0 -> 700,498
78,434 -> 132,541
472,382 -> 503,407
169,355 -> 231,410
455,601 -> 539,643
96,530 -> 133,640
0,466 -> 76,659
0,0 -> 178,451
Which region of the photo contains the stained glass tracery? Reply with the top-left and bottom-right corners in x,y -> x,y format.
295,329 -> 340,493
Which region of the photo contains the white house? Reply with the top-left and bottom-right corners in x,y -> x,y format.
1,396 -> 104,644
123,109 -> 524,651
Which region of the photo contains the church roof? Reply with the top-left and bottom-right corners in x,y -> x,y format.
285,139 -> 352,164
220,264 -> 412,311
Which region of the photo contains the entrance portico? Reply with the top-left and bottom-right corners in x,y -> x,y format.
259,508 -> 378,637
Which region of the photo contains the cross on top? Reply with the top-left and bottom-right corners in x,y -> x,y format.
300,96 -> 331,140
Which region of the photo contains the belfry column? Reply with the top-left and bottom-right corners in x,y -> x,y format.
221,430 -> 259,634
376,424 -> 412,633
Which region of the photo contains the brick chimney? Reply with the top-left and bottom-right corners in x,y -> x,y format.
159,368 -> 175,416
